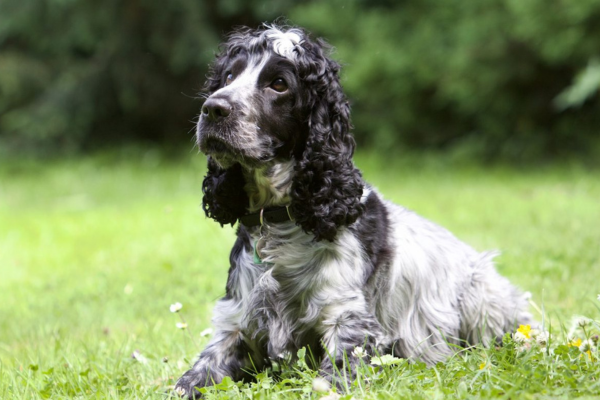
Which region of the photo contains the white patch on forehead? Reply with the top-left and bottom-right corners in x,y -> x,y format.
214,56 -> 268,99
264,28 -> 303,59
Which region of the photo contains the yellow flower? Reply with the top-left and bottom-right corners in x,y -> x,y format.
568,338 -> 582,347
517,324 -> 532,339
479,362 -> 486,370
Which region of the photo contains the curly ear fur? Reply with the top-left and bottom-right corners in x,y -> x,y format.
290,37 -> 365,242
200,28 -> 363,237
200,31 -> 252,226
202,158 -> 249,226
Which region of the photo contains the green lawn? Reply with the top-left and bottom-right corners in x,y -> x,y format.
1,150 -> 599,399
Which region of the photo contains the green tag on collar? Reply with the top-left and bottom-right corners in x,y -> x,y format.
253,241 -> 263,264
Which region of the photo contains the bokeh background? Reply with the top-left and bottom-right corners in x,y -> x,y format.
2,0 -> 600,160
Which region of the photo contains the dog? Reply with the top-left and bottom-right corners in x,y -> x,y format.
175,24 -> 533,397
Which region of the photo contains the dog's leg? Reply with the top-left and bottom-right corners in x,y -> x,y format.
317,300 -> 383,390
459,251 -> 535,345
174,297 -> 263,398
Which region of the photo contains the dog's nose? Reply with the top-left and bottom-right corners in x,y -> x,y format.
201,97 -> 232,121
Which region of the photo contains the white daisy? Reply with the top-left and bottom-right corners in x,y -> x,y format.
312,377 -> 331,393
351,346 -> 367,358
535,331 -> 550,346
176,322 -> 188,330
170,302 -> 183,313
513,331 -> 528,343
200,328 -> 213,337
579,339 -> 594,353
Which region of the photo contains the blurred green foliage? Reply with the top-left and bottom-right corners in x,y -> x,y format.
1,0 -> 600,159
291,0 -> 600,159
0,0 -> 293,154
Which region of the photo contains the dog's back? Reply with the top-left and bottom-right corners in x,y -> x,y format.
372,198 -> 533,364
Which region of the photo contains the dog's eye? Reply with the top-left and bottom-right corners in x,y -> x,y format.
270,78 -> 288,93
225,73 -> 233,86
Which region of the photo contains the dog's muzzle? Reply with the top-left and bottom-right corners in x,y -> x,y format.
201,96 -> 233,122
197,95 -> 237,157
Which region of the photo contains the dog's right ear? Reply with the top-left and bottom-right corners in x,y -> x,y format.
200,49 -> 246,227
200,30 -> 255,226
202,158 -> 248,226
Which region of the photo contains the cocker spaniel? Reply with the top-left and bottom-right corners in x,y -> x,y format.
175,25 -> 533,397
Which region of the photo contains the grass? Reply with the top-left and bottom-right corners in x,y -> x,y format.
1,148 -> 599,399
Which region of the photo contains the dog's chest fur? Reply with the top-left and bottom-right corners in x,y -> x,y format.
220,162 -> 388,359
227,221 -> 368,359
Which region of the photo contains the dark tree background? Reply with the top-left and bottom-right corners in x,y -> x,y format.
1,0 -> 599,159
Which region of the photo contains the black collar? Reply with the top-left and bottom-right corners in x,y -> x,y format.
239,206 -> 294,228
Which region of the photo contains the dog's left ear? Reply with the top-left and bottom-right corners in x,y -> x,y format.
202,158 -> 249,226
290,38 -> 365,242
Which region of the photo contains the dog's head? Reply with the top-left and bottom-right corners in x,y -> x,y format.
198,27 -> 308,169
199,25 -> 364,242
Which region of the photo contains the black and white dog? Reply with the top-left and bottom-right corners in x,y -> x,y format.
175,25 -> 532,397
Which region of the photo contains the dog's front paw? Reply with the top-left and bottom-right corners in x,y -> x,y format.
319,358 -> 356,393
174,369 -> 208,399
